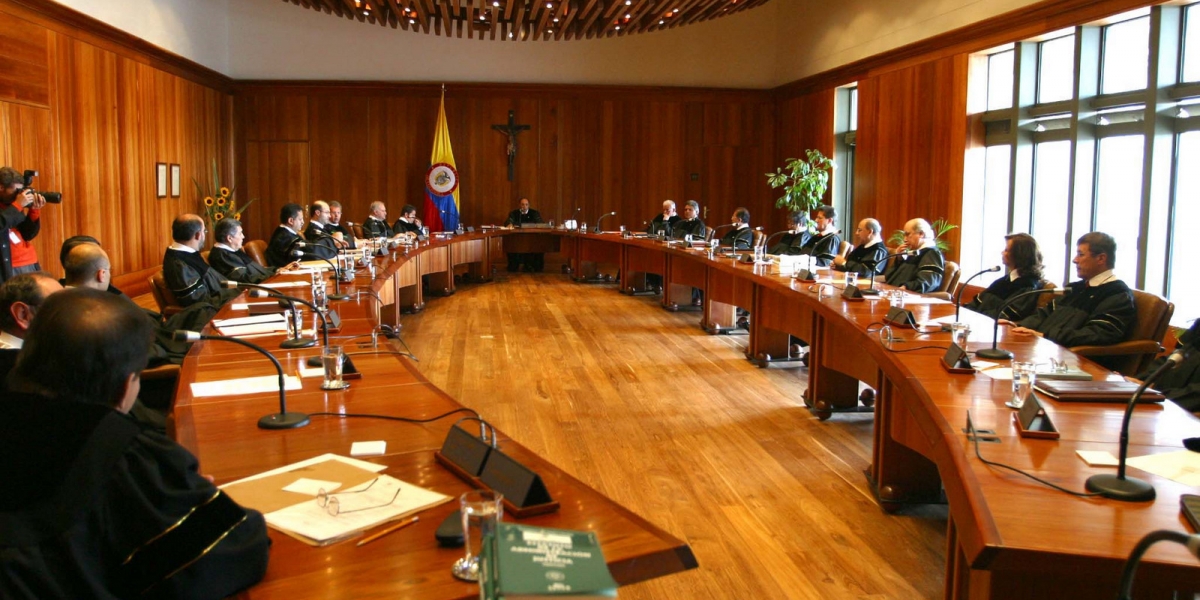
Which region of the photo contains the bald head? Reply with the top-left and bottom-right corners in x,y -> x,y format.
172,214 -> 206,248
8,288 -> 152,410
64,244 -> 111,290
0,272 -> 63,337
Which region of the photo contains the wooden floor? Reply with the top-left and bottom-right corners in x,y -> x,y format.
402,270 -> 948,599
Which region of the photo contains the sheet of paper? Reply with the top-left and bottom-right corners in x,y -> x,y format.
213,313 -> 287,328
282,478 -> 342,496
981,367 -> 1013,381
898,296 -> 951,305
1076,451 -> 1120,467
299,366 -> 324,378
926,314 -> 959,325
1126,450 -> 1200,486
350,441 -> 387,457
231,302 -> 285,311
222,453 -> 387,487
265,475 -> 451,543
297,260 -> 333,271
190,374 -> 303,397
216,321 -> 289,336
259,280 -> 309,289
971,360 -> 1001,371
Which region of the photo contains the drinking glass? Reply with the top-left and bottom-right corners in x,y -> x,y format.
844,271 -> 859,288
1009,361 -> 1037,408
950,322 -> 971,348
451,490 -> 504,582
321,345 -> 346,390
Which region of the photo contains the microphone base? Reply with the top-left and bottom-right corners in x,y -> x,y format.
281,337 -> 318,349
327,293 -> 350,301
258,412 -> 311,430
975,347 -> 1014,360
1085,473 -> 1156,502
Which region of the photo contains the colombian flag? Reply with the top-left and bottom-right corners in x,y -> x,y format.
423,90 -> 460,232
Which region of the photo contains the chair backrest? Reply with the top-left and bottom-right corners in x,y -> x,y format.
148,270 -> 182,313
705,227 -> 715,242
244,240 -> 268,267
752,229 -> 766,249
351,223 -> 365,239
1129,288 -> 1174,352
200,250 -> 211,264
940,261 -> 961,295
838,241 -> 852,258
1037,280 -> 1060,309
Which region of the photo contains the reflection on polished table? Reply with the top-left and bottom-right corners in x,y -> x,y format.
176,229 -> 1200,599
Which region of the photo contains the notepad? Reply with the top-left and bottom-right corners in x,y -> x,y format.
350,441 -> 387,457
190,374 -> 303,397
266,475 -> 450,544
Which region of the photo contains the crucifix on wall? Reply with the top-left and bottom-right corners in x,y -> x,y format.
491,110 -> 530,181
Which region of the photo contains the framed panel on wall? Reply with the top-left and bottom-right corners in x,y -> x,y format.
156,162 -> 168,198
170,164 -> 181,198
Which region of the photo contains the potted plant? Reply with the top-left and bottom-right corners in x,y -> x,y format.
194,159 -> 254,234
765,149 -> 836,216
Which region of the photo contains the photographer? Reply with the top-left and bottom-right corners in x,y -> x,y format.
0,167 -> 47,284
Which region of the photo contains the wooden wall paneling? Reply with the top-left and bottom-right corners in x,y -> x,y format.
0,25 -> 50,107
776,90 -> 835,229
379,95 -> 434,224
536,98 -> 563,225
243,95 -> 309,142
242,141 -> 310,241
510,96 -> 543,219
309,94 -> 374,213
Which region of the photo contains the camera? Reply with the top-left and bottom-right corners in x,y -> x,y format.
21,170 -> 62,204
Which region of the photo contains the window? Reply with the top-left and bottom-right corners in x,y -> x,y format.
1168,131 -> 1200,323
848,87 -> 858,131
1184,3 -> 1200,83
1038,35 -> 1076,103
1092,135 -> 1144,279
1101,17 -> 1150,93
987,50 -> 1014,110
960,145 -> 1012,284
1030,141 -> 1073,284
834,85 -> 858,222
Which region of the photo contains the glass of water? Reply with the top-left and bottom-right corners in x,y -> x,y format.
321,345 -> 345,390
950,322 -> 971,348
1010,361 -> 1037,408
844,271 -> 859,288
889,289 -> 906,308
451,490 -> 504,582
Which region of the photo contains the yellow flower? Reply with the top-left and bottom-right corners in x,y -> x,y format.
216,197 -> 227,206
220,187 -> 231,198
214,212 -> 225,221
204,196 -> 215,206
235,213 -> 242,220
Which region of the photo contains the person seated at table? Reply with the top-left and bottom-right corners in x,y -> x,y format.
162,214 -> 236,308
883,218 -> 944,293
1009,231 -> 1136,349
326,201 -> 356,249
963,232 -> 1045,321
797,205 -> 841,266
719,207 -> 753,250
209,217 -> 295,285
266,202 -> 310,267
768,211 -> 810,255
671,200 -> 706,241
833,218 -> 888,278
58,236 -> 125,296
647,200 -> 680,237
0,288 -> 270,599
303,200 -> 348,253
505,198 -> 545,272
393,204 -> 423,236
362,201 -> 394,238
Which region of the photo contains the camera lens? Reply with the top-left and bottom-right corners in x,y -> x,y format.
41,192 -> 63,204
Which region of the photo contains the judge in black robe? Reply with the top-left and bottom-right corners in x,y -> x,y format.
719,207 -> 754,250
302,222 -> 340,261
0,288 -> 270,600
162,215 -> 233,308
963,232 -> 1048,321
833,219 -> 888,277
797,205 -> 841,267
362,201 -> 395,238
768,211 -> 810,255
505,198 -> 545,271
209,217 -> 280,285
393,204 -> 424,236
647,200 -> 681,237
266,203 -> 310,267
884,218 -> 944,293
326,202 -> 356,249
671,215 -> 706,241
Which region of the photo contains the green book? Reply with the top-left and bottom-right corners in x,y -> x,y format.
480,522 -> 618,599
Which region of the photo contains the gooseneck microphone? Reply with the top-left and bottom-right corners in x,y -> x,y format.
298,251 -> 350,301
709,224 -> 736,248
953,265 -> 1002,321
593,211 -> 617,234
860,249 -> 919,294
1086,349 -> 1190,502
223,281 -> 330,348
173,330 -> 309,430
762,229 -> 796,253
975,287 -> 1065,359
1117,530 -> 1200,600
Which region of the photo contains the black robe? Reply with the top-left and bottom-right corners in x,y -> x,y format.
504,210 -> 543,227
301,223 -> 339,260
798,232 -> 841,267
326,222 -> 356,249
1017,279 -> 1137,348
0,393 -> 270,599
265,226 -> 302,267
208,246 -> 276,285
162,248 -> 231,308
647,214 -> 681,236
393,218 -> 422,235
362,217 -> 393,238
884,247 -> 944,293
719,226 -> 754,250
671,218 -> 706,240
835,242 -> 888,277
963,273 -> 1044,321
768,230 -> 810,255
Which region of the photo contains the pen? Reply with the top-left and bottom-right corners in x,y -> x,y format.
356,515 -> 420,547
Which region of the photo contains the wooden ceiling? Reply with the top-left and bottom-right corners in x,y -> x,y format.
282,0 -> 771,41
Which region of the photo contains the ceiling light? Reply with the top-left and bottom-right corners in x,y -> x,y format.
546,2 -> 552,7
493,1 -> 499,6
1096,115 -> 1110,126
553,17 -> 559,21
1034,123 -> 1046,132
625,0 -> 631,4
673,8 -> 679,12
615,25 -> 621,29
1177,106 -> 1191,119
659,19 -> 664,24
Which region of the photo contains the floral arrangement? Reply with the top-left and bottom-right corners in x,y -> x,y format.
194,159 -> 254,229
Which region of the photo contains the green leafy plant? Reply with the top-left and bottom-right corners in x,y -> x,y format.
887,218 -> 958,252
765,149 -> 835,215
193,159 -> 254,230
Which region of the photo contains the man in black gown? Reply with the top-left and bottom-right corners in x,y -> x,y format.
671,200 -> 706,241
1011,231 -> 1136,351
719,207 -> 754,250
505,198 -> 545,272
393,204 -> 424,236
797,205 -> 841,267
768,211 -> 810,255
0,288 -> 270,599
326,201 -> 356,249
833,218 -> 888,278
302,201 -> 346,257
162,214 -> 235,308
884,218 -> 944,293
647,200 -> 681,237
210,217 -> 294,284
266,203 -> 308,267
362,201 -> 395,238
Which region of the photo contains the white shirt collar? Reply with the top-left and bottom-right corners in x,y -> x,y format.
0,330 -> 22,349
1088,270 -> 1116,287
368,215 -> 384,222
1009,270 -> 1020,282
309,220 -> 325,230
862,239 -> 881,248
214,243 -> 236,252
283,225 -> 298,235
168,242 -> 196,253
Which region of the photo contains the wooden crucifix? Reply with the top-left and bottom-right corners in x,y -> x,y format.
491,110 -> 530,181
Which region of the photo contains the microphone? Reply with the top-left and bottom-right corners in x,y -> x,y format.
222,281 -> 313,349
709,224 -> 736,248
975,287 -> 1065,359
1086,348 -> 1189,502
1117,530 -> 1200,600
762,229 -> 795,253
173,330 -> 308,430
224,281 -> 330,348
952,265 -> 1002,322
593,211 -> 616,234
298,251 -> 350,301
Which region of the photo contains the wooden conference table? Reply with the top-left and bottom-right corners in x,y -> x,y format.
175,229 -> 1200,600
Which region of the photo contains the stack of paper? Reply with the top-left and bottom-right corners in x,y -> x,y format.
190,374 -> 303,397
213,314 -> 288,337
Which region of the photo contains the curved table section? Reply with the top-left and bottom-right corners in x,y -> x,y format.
175,230 -> 1200,600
